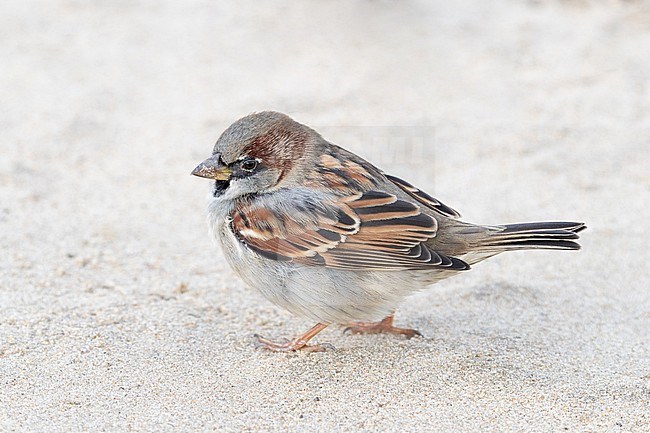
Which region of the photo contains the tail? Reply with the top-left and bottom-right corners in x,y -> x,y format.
480,221 -> 586,251
456,221 -> 586,265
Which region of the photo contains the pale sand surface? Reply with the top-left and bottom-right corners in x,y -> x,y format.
1,1 -> 649,432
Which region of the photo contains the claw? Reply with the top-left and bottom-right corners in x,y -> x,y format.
344,314 -> 422,339
253,323 -> 329,352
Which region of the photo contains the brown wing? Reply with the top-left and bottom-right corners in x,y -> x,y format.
231,191 -> 468,271
384,173 -> 461,218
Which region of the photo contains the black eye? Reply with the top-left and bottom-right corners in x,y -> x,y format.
241,159 -> 258,171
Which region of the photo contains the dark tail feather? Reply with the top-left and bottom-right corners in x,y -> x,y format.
479,221 -> 586,251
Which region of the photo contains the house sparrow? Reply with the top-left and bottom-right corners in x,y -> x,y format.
191,111 -> 585,352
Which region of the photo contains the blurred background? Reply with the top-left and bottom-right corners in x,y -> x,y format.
1,1 -> 649,432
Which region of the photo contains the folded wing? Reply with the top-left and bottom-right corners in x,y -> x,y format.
231,190 -> 469,271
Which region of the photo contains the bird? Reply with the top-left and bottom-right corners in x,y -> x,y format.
191,111 -> 585,352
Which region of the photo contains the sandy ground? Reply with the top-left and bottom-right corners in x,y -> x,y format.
1,1 -> 649,432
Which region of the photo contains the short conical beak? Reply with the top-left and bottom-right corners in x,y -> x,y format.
191,154 -> 232,180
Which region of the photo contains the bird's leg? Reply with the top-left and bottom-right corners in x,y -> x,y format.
254,323 -> 330,352
344,314 -> 421,339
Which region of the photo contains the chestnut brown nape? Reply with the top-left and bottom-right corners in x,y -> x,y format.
241,117 -> 309,179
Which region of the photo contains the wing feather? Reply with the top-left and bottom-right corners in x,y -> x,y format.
231,190 -> 468,271
384,173 -> 461,218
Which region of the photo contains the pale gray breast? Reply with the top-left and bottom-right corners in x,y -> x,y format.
208,197 -> 292,305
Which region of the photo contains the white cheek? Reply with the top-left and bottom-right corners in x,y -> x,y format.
222,180 -> 246,201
